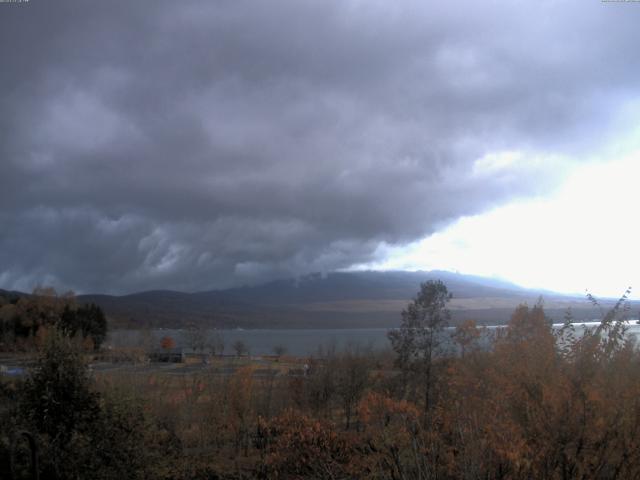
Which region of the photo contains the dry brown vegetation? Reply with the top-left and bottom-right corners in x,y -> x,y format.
2,283 -> 640,479
88,298 -> 640,478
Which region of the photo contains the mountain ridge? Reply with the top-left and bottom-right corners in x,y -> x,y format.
1,271 -> 626,329
77,270 -> 611,329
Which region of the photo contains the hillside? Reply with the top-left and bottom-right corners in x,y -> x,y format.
69,271 -> 622,329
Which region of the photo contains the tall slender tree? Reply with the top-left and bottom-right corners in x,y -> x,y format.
388,280 -> 451,419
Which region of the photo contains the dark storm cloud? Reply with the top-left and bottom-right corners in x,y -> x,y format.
1,0 -> 639,293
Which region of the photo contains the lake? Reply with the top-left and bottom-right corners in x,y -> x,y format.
107,328 -> 393,356
107,321 -> 640,357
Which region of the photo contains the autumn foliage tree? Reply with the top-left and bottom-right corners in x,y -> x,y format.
160,336 -> 176,350
229,365 -> 255,456
258,409 -> 359,479
7,280 -> 640,479
335,345 -> 372,430
452,319 -> 481,358
0,288 -> 107,351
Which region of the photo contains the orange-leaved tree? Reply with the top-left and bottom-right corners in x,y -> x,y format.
160,336 -> 175,350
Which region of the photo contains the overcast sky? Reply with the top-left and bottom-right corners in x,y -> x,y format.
1,1 -> 640,295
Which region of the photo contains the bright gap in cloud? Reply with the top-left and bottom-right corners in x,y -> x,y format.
360,152 -> 640,299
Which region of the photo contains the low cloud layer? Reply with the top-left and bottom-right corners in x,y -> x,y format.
1,1 -> 639,293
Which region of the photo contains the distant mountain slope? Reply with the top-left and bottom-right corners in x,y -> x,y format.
70,270 -> 622,329
196,270 -> 533,304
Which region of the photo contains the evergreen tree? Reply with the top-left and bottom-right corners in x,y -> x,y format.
388,280 -> 451,419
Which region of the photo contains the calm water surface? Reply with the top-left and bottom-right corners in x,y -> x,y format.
107,321 -> 640,357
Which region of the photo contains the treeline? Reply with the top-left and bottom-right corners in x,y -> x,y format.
2,281 -> 640,479
0,288 -> 107,350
